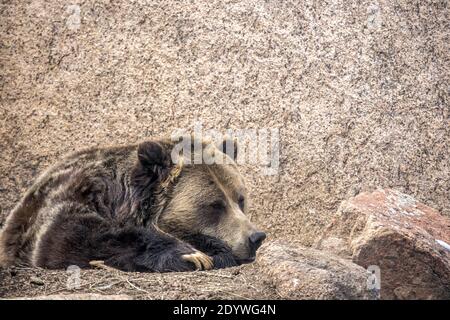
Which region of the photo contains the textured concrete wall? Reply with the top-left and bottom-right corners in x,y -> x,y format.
1,0 -> 448,245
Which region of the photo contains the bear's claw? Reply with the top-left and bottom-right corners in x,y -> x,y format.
182,251 -> 213,270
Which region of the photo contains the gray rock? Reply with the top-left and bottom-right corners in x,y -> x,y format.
29,276 -> 45,286
257,241 -> 377,299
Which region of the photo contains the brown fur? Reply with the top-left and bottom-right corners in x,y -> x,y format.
0,138 -> 265,272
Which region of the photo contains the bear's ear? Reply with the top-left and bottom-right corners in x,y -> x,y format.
133,141 -> 172,185
137,141 -> 171,168
220,136 -> 238,161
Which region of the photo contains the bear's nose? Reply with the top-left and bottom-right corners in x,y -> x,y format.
249,231 -> 267,250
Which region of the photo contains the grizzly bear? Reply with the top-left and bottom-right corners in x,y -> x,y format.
0,137 -> 266,272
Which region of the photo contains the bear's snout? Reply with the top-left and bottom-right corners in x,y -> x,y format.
242,231 -> 266,262
249,231 -> 266,251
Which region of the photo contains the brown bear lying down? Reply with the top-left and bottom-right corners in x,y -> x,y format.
0,137 -> 266,272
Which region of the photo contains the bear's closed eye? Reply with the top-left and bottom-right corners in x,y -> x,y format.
210,200 -> 227,212
238,195 -> 245,211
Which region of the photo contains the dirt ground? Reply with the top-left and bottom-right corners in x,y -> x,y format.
0,263 -> 279,299
1,0 -> 448,299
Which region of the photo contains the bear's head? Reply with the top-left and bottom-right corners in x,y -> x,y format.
135,137 -> 266,264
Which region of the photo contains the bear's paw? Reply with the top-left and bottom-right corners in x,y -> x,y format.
182,250 -> 213,270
